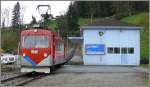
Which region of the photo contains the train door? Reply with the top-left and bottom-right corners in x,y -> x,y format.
55,39 -> 64,64
60,42 -> 65,63
55,39 -> 59,64
121,48 -> 128,65
52,34 -> 55,65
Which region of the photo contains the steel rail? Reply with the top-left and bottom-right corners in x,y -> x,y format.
16,74 -> 47,86
1,73 -> 47,86
1,73 -> 28,83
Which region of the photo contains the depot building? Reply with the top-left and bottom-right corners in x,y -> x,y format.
80,18 -> 142,65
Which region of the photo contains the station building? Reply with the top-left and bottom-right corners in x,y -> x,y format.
80,18 -> 142,65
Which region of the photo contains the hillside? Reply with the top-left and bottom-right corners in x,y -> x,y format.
122,12 -> 149,63
47,18 -> 93,29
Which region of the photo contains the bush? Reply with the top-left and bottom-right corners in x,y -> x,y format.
1,30 -> 20,54
140,58 -> 149,64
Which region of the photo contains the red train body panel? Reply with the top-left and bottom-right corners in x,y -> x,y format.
19,28 -> 65,73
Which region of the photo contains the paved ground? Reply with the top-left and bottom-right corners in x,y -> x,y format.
55,65 -> 142,73
3,48 -> 148,87
67,56 -> 83,65
67,47 -> 83,65
26,65 -> 148,87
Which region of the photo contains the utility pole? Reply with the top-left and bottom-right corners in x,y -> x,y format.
148,1 -> 150,86
67,33 -> 68,54
90,13 -> 93,23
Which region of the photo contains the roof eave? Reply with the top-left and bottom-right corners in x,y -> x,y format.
80,26 -> 143,30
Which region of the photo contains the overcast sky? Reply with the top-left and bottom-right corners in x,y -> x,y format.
1,1 -> 71,26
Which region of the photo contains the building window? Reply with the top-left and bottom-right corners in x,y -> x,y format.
128,48 -> 134,54
121,48 -> 127,54
114,48 -> 120,54
107,48 -> 113,54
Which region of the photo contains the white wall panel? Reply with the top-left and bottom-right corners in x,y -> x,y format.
83,28 -> 140,65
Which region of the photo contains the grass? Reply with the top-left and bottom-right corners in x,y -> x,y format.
78,18 -> 92,26
1,30 -> 20,53
140,64 -> 149,68
48,20 -> 57,29
122,12 -> 149,25
122,12 -> 149,64
47,18 -> 92,29
141,74 -> 149,85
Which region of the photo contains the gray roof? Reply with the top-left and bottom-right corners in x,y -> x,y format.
80,18 -> 143,30
88,18 -> 141,26
68,37 -> 83,43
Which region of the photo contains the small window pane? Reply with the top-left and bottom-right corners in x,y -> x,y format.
128,48 -> 134,54
121,48 -> 127,54
114,48 -> 120,54
9,57 -> 14,61
108,48 -> 113,54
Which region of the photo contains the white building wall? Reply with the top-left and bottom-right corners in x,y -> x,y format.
83,28 -> 140,65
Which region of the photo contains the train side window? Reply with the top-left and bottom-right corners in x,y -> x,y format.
9,57 -> 14,61
59,43 -> 63,51
128,48 -> 134,54
59,43 -> 61,51
56,41 -> 60,51
107,48 -> 113,54
61,43 -> 64,51
62,44 -> 64,51
56,40 -> 63,51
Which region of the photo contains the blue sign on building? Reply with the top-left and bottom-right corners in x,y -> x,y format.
85,44 -> 105,54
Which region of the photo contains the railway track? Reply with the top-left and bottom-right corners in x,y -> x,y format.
1,48 -> 76,86
1,72 -> 48,86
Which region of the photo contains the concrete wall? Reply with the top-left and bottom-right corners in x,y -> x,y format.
82,28 -> 140,65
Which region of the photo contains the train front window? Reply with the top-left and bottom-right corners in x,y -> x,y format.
22,36 -> 49,48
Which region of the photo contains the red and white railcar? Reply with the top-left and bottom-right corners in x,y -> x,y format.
19,28 -> 65,73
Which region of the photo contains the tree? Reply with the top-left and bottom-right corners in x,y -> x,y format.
20,5 -> 26,25
70,1 -> 149,19
56,15 -> 68,37
11,2 -> 21,28
31,16 -> 37,24
43,12 -> 50,22
2,19 -> 5,29
1,8 -> 11,28
86,2 -> 97,23
66,2 -> 79,36
133,1 -> 149,13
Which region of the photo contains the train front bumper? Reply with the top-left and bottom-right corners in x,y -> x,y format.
21,66 -> 51,73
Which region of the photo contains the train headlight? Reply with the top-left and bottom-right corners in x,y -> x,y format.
34,29 -> 38,32
23,53 -> 26,57
31,50 -> 38,54
44,53 -> 48,57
